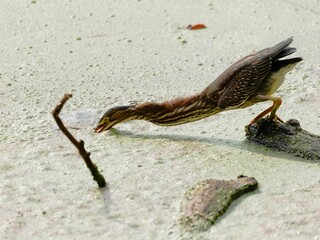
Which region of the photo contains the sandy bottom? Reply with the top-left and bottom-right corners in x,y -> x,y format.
1,0 -> 320,239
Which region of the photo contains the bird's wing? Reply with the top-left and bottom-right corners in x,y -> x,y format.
217,56 -> 272,109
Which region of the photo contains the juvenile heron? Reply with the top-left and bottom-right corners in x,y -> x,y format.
94,37 -> 302,133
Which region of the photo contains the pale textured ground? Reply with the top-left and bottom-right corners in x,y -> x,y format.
1,0 -> 320,239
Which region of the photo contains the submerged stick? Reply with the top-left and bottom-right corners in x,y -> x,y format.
52,93 -> 106,188
246,118 -> 320,161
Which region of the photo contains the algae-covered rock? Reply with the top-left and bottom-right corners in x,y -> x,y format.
246,118 -> 320,161
179,175 -> 258,231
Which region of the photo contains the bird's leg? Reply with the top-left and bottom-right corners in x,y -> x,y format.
250,105 -> 274,124
250,95 -> 283,124
269,97 -> 282,120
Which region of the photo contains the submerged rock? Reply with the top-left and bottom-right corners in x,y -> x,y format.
246,118 -> 320,161
179,175 -> 258,231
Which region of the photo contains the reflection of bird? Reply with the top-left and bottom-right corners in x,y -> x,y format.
94,37 -> 302,133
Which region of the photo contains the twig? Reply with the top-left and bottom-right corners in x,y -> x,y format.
52,93 -> 106,188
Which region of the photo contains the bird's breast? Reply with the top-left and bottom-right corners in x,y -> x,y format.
259,63 -> 296,96
263,72 -> 286,95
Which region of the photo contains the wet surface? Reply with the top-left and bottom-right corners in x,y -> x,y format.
58,109 -> 102,130
1,1 -> 320,239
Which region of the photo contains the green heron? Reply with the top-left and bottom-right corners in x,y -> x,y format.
94,37 -> 302,133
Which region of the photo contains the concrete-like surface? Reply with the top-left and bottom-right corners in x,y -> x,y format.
1,0 -> 319,239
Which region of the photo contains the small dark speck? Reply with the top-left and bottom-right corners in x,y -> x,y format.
137,164 -> 143,167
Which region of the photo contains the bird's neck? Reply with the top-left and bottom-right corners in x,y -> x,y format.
132,94 -> 219,126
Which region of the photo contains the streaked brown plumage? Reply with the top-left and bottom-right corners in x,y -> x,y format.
94,37 -> 302,133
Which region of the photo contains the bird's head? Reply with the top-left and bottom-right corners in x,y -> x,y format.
94,106 -> 134,133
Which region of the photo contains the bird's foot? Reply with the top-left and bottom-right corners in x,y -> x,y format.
249,114 -> 284,125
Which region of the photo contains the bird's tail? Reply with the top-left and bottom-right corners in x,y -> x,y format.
268,37 -> 296,59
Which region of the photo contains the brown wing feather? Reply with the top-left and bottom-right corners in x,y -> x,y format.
217,57 -> 272,109
203,37 -> 294,107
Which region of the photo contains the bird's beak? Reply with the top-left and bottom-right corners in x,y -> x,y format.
94,122 -> 108,133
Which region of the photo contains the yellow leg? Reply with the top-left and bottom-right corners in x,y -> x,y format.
250,96 -> 283,124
